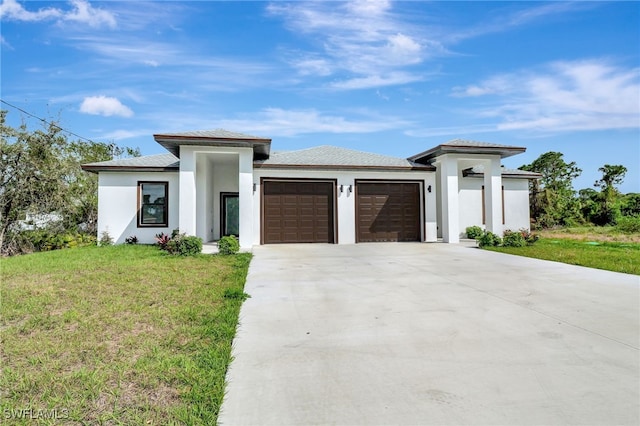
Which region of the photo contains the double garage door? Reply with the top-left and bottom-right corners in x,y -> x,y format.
262,180 -> 421,244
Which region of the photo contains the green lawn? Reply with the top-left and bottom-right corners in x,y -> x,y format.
485,238 -> 640,275
0,245 -> 251,425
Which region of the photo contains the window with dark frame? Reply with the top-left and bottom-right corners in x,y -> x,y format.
138,181 -> 168,227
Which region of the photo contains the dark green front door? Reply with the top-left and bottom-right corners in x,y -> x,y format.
221,193 -> 239,237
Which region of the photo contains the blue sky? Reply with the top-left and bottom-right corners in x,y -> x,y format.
2,0 -> 638,193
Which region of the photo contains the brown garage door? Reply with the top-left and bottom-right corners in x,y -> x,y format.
356,182 -> 421,242
263,180 -> 335,244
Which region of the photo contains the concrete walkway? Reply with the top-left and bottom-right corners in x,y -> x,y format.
218,243 -> 639,425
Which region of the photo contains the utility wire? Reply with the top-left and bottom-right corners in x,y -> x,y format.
1,98 -> 95,143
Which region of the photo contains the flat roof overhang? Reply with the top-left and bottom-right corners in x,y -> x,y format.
462,168 -> 542,180
154,134 -> 272,160
409,143 -> 526,164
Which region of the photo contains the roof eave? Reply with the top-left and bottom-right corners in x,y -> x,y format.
254,163 -> 435,171
80,165 -> 179,174
462,170 -> 542,179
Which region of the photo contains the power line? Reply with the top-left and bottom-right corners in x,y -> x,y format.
1,99 -> 96,143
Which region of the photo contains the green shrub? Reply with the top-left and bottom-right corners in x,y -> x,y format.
502,230 -> 526,247
218,235 -> 240,255
166,234 -> 202,256
465,225 -> 483,239
18,230 -> 96,252
477,231 -> 502,248
616,215 -> 640,233
124,235 -> 138,245
518,228 -> 540,245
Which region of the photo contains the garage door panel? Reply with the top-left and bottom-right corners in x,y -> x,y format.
356,182 -> 420,243
263,181 -> 335,244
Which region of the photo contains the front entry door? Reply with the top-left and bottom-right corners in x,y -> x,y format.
221,193 -> 239,237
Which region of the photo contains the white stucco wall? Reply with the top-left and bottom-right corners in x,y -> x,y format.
95,158 -> 530,247
97,171 -> 179,244
252,169 -> 436,245
458,176 -> 484,234
458,177 -> 531,237
503,179 -> 531,232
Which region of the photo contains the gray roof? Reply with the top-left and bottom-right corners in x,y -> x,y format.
153,129 -> 269,140
81,153 -> 179,173
463,164 -> 541,179
409,139 -> 526,163
254,145 -> 434,170
440,139 -> 521,149
81,141 -> 535,177
82,146 -> 435,173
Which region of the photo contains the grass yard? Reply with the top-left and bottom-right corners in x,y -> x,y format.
485,238 -> 640,275
0,245 -> 251,425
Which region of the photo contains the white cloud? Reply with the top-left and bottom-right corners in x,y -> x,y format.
405,124 -> 497,138
212,108 -> 409,137
98,129 -> 148,141
387,33 -> 421,60
330,72 -> 423,90
64,0 -> 116,28
268,1 -> 436,88
346,0 -> 391,16
79,96 -> 133,117
292,57 -> 333,76
446,2 -> 595,44
0,0 -> 61,21
451,76 -> 513,97
0,35 -> 13,50
452,59 -> 640,133
0,0 -> 116,28
269,1 -> 578,90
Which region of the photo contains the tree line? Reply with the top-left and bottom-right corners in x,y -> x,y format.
519,151 -> 639,229
0,110 -> 139,255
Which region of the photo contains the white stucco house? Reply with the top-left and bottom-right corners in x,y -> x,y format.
81,130 -> 540,249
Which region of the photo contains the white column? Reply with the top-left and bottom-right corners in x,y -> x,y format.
425,174 -> 437,242
484,157 -> 503,236
337,178 -> 355,244
438,154 -> 460,243
238,150 -> 254,250
179,147 -> 197,236
195,153 -> 207,240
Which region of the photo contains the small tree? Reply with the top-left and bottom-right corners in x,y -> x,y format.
1,111 -> 68,253
592,164 -> 627,225
520,151 -> 582,227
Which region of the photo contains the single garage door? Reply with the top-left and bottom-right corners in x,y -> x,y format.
356,182 -> 421,242
263,180 -> 335,244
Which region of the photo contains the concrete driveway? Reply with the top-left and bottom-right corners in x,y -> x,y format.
218,243 -> 639,425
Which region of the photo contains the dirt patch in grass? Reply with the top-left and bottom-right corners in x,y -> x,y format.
539,227 -> 640,243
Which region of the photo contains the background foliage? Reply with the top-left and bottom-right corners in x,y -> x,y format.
520,152 -> 637,229
0,110 -> 139,255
